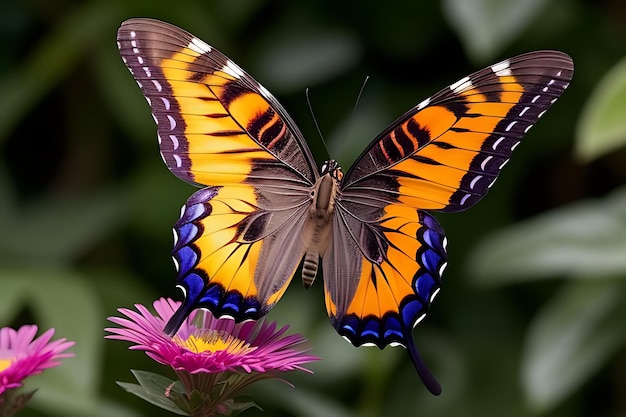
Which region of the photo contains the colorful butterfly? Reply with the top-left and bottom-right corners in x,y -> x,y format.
117,18 -> 573,395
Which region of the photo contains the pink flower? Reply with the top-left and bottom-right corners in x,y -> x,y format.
106,298 -> 319,415
106,298 -> 318,375
0,325 -> 74,396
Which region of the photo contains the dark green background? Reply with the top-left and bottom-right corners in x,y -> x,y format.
1,0 -> 626,416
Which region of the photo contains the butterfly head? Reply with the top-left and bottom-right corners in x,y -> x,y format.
321,160 -> 343,182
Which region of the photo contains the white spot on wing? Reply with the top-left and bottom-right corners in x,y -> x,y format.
173,154 -> 182,168
258,84 -> 273,100
492,136 -> 505,150
470,175 -> 482,189
505,121 -> 517,132
450,76 -> 472,93
430,287 -> 441,303
188,37 -> 212,54
491,59 -> 512,76
481,156 -> 493,171
167,114 -> 177,130
176,284 -> 187,298
413,313 -> 427,327
172,228 -> 179,246
170,134 -> 180,150
161,96 -> 171,110
223,60 -> 245,78
417,97 -> 430,110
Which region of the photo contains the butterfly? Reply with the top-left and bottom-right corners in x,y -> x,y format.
117,18 -> 573,395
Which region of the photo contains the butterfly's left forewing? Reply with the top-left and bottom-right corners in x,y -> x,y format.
325,51 -> 573,394
117,19 -> 319,335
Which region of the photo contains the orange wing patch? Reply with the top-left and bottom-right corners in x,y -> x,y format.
390,77 -> 524,211
158,50 -> 276,186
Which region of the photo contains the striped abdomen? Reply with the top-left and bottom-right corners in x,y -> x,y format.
301,161 -> 341,288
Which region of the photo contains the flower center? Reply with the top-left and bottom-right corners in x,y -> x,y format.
174,330 -> 256,355
0,358 -> 12,372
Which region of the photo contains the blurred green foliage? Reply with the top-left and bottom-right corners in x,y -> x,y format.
1,0 -> 625,416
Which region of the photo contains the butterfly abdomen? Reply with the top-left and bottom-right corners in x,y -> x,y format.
301,167 -> 341,288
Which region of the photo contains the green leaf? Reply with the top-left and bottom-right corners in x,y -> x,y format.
442,0 -> 548,62
467,187 -> 626,285
118,370 -> 188,415
576,57 -> 626,161
215,397 -> 260,416
522,279 -> 626,412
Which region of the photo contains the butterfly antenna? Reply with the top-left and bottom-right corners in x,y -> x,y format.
339,76 -> 370,153
306,88 -> 329,154
352,76 -> 370,114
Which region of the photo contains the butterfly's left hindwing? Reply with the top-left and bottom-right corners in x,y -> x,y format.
165,186 -> 310,334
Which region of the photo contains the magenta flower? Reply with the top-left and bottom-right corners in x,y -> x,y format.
106,298 -> 319,415
0,325 -> 74,409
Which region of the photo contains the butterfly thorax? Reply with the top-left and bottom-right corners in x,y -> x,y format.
301,160 -> 343,288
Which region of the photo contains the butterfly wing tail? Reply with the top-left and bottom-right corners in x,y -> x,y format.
164,272 -> 206,336
406,334 -> 442,395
